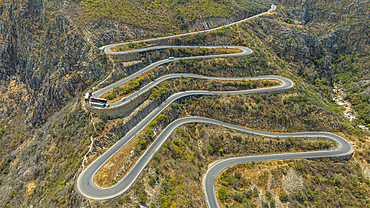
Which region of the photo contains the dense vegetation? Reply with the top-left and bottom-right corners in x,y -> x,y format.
131,117 -> 335,207
0,101 -> 97,207
0,0 -> 369,207
79,0 -> 270,31
246,0 -> 370,130
333,53 -> 370,127
95,78 -> 281,187
216,158 -> 370,207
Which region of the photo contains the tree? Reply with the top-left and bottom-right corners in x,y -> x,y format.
279,191 -> 289,202
138,189 -> 147,204
295,163 -> 304,171
294,190 -> 305,202
173,138 -> 180,146
208,146 -> 214,154
284,18 -> 292,24
218,188 -> 227,202
265,191 -> 272,200
106,94 -> 115,100
270,198 -> 275,206
127,42 -> 135,48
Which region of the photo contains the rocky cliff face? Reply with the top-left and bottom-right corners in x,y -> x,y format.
0,0 -> 273,206
278,0 -> 370,53
248,0 -> 369,87
0,0 -> 369,207
74,0 -> 270,46
0,0 -> 272,168
0,0 -> 112,128
0,0 -> 271,128
0,1 -> 116,193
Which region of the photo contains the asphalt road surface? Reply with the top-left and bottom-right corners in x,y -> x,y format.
77,75 -> 295,199
92,46 -> 253,108
77,4 -> 354,207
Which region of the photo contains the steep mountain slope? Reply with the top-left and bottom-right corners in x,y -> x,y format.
262,0 -> 370,128
0,0 -> 271,206
79,0 -> 268,30
0,0 -> 369,207
0,0 -> 272,172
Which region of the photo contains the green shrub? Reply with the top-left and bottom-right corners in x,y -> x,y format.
270,198 -> 275,206
127,42 -> 135,48
208,146 -> 214,154
295,163 -> 304,171
279,191 -> 289,202
294,190 -> 305,202
284,18 -> 292,24
148,176 -> 155,187
265,191 -> 272,199
106,94 -> 115,100
173,138 -> 180,146
145,128 -> 154,137
218,188 -> 228,202
118,195 -> 131,204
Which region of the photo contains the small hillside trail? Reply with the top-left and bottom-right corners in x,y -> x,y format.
81,113 -> 97,170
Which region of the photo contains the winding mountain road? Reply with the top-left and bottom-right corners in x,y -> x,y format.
92,46 -> 253,108
77,4 -> 354,207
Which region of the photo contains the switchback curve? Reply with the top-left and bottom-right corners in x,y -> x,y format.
77,75 -> 294,199
76,4 -> 354,208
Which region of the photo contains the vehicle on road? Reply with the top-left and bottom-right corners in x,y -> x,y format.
84,92 -> 92,102
121,97 -> 126,102
90,97 -> 107,103
90,102 -> 106,108
77,6 -> 347,208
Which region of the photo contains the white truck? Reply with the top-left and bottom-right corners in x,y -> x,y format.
84,92 -> 92,102
90,102 -> 106,108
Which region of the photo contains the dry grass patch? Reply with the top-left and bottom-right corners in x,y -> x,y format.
26,181 -> 36,195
